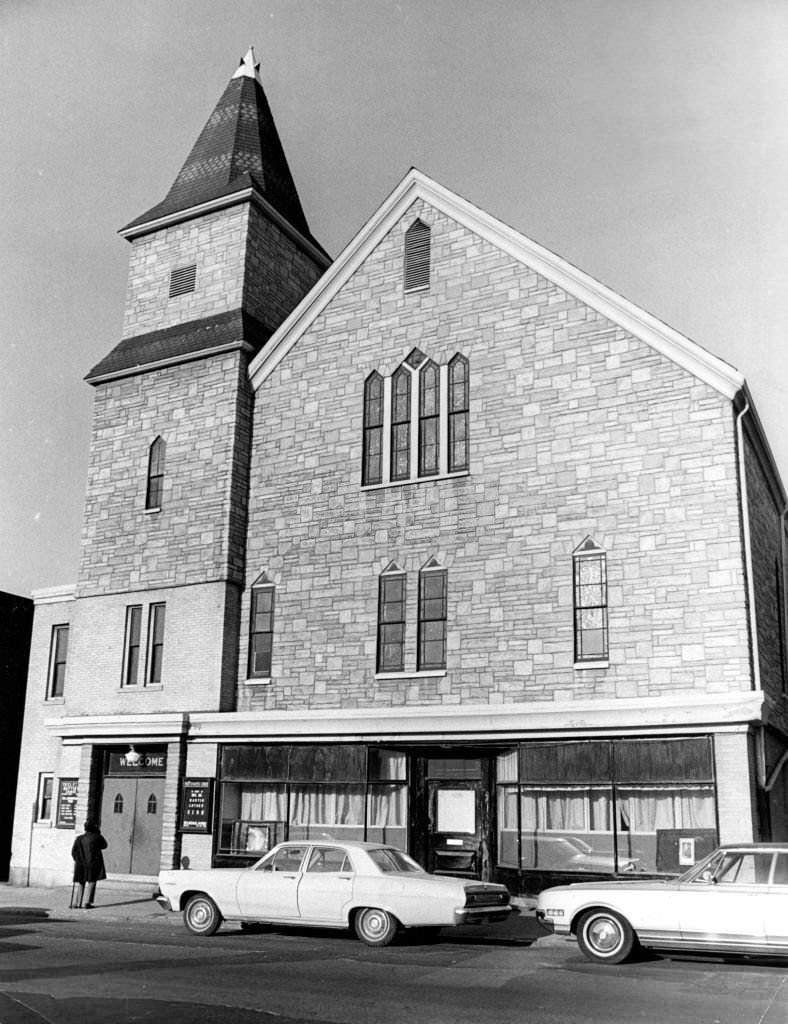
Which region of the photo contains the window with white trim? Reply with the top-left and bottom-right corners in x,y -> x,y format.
418,559 -> 447,671
37,773 -> 54,822
146,436 -> 165,510
48,624 -> 69,699
404,219 -> 430,291
573,538 -> 608,664
377,563 -> 406,673
361,351 -> 469,487
248,574 -> 275,679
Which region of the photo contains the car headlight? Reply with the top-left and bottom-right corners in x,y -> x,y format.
543,908 -> 565,917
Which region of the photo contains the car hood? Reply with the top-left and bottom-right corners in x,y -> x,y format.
542,878 -> 679,898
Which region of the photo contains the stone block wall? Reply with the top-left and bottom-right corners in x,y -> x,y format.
78,353 -> 250,595
239,198 -> 752,711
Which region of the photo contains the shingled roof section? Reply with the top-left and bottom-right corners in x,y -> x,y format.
122,48 -> 315,243
85,309 -> 269,384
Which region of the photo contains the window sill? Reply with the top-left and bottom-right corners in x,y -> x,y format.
143,507 -> 161,515
243,677 -> 272,686
362,470 -> 469,492
117,684 -> 164,692
375,670 -> 447,680
574,660 -> 609,670
45,697 -> 65,705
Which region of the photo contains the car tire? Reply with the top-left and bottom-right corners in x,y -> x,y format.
354,907 -> 399,947
576,908 -> 636,964
183,894 -> 222,937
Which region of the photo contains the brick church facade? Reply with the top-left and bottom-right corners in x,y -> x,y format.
11,50 -> 788,894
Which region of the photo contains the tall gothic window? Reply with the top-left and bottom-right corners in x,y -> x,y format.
573,539 -> 609,663
249,575 -> 275,679
418,361 -> 440,477
146,436 -> 165,509
448,354 -> 469,472
390,365 -> 411,481
362,373 -> 384,485
418,559 -> 447,671
377,564 -> 406,673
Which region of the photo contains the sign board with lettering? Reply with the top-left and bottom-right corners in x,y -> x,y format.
56,778 -> 78,829
106,746 -> 167,776
180,778 -> 214,834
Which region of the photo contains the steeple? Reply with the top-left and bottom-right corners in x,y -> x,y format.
122,47 -> 316,243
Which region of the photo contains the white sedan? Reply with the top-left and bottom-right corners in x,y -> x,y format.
536,843 -> 788,963
157,840 -> 512,945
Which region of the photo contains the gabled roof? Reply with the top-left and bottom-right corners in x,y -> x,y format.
249,168 -> 744,400
121,48 -> 322,252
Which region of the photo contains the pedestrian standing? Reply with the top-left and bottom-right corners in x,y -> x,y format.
71,819 -> 107,908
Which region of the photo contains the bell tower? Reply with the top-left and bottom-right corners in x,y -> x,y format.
73,48 -> 329,712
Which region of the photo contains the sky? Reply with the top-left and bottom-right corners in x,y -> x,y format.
3,0 -> 788,598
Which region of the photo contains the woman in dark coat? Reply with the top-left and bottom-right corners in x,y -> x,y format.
71,818 -> 107,908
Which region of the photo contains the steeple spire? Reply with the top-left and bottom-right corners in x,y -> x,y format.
122,47 -> 315,242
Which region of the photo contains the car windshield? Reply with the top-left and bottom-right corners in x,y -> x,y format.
367,848 -> 423,873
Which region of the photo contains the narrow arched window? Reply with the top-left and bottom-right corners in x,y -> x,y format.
249,575 -> 275,678
146,436 -> 165,509
362,373 -> 384,485
418,361 -> 440,477
377,563 -> 406,673
147,794 -> 158,815
573,538 -> 609,663
390,366 -> 411,481
448,355 -> 469,472
113,793 -> 124,814
404,219 -> 430,291
418,559 -> 447,671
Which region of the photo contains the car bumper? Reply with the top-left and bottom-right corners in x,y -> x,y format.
155,893 -> 175,912
454,904 -> 514,925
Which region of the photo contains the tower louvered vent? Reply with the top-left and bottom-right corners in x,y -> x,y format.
169,264 -> 197,297
404,220 -> 430,291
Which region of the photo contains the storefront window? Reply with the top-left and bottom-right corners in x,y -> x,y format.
495,737 -> 716,875
217,745 -> 408,855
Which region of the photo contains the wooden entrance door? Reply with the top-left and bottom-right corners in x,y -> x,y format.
425,756 -> 492,880
100,777 -> 165,876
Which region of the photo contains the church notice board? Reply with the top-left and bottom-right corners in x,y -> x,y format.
180,778 -> 215,834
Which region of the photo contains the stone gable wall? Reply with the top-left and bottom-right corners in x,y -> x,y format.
239,199 -> 752,711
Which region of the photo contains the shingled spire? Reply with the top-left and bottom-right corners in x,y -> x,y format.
122,47 -> 314,241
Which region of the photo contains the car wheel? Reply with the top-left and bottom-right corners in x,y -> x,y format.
576,909 -> 636,964
354,907 -> 399,947
183,894 -> 222,936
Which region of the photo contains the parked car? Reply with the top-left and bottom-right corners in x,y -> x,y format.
536,843 -> 788,963
525,835 -> 641,873
157,839 -> 512,946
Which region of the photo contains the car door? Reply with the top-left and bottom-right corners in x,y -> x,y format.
764,851 -> 788,950
678,850 -> 772,952
297,845 -> 355,922
235,844 -> 308,921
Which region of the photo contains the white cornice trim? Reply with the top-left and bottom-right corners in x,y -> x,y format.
32,584 -> 76,605
188,691 -> 765,743
119,188 -> 331,269
249,168 -> 744,399
46,713 -> 189,744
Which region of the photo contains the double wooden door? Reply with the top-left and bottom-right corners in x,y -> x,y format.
100,777 -> 165,876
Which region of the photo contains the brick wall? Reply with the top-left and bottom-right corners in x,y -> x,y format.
240,198 -> 752,711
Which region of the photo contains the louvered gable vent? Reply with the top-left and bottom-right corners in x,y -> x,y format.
169,264 -> 197,298
404,219 -> 430,291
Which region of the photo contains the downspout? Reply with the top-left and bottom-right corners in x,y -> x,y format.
735,397 -> 760,692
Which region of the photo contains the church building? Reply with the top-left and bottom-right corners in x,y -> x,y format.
12,49 -> 788,895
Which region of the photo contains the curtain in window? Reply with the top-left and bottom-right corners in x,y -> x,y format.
240,786 -> 286,821
289,785 -> 365,827
617,786 -> 715,832
367,784 -> 406,827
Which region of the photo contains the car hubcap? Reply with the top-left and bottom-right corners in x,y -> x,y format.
363,911 -> 386,937
192,904 -> 209,926
588,917 -> 621,953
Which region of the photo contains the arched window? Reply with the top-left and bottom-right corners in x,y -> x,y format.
248,573 -> 275,678
146,436 -> 165,509
418,558 -> 447,671
404,219 -> 430,291
113,793 -> 124,814
377,562 -> 406,673
147,794 -> 158,815
448,355 -> 469,472
362,373 -> 384,485
390,366 -> 411,481
573,538 -> 609,663
418,361 -> 440,477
